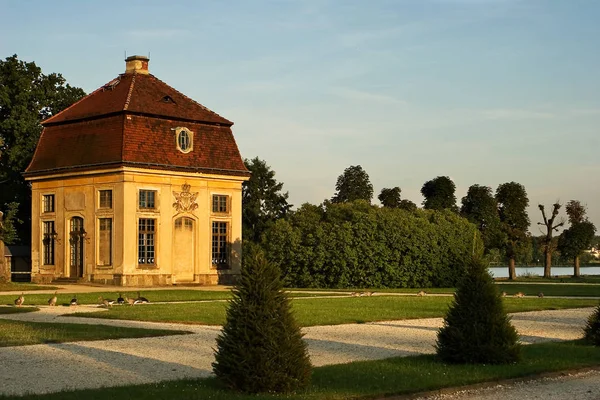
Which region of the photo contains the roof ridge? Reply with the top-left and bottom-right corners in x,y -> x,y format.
42,84 -> 102,125
123,73 -> 136,110
149,74 -> 232,125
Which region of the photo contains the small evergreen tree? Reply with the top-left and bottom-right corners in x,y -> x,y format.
436,257 -> 521,364
583,304 -> 600,346
212,245 -> 311,393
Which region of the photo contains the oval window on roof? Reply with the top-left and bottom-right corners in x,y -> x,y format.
175,127 -> 193,153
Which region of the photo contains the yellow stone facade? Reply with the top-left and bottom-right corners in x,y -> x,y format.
29,167 -> 246,286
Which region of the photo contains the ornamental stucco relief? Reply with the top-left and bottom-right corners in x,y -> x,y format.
173,183 -> 198,214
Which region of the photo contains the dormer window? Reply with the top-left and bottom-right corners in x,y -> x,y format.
175,127 -> 193,153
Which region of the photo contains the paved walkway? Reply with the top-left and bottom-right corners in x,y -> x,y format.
0,305 -> 594,397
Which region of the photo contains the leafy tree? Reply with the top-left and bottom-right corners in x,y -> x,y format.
242,157 -> 292,243
565,200 -> 586,224
421,176 -> 458,212
0,54 -> 85,243
398,199 -> 418,212
378,187 -> 418,211
460,184 -> 504,253
558,202 -> 596,277
537,203 -> 565,278
495,182 -> 529,280
212,244 -> 312,393
378,187 -> 401,208
0,202 -> 20,244
436,257 -> 521,364
331,165 -> 373,204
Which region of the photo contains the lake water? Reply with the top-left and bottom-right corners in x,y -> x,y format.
489,266 -> 600,279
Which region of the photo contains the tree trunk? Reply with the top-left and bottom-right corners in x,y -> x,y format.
543,250 -> 552,278
574,256 -> 580,278
508,258 -> 516,280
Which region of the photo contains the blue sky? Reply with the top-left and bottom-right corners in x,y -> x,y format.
2,0 -> 599,232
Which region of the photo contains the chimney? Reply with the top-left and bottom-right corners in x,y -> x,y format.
125,55 -> 149,75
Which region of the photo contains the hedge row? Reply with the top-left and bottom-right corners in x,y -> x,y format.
261,201 -> 482,288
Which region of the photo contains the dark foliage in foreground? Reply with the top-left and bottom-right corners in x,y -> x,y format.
583,304 -> 600,346
212,245 -> 311,393
436,257 -> 521,364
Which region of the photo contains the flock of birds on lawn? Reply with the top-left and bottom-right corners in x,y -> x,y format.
12,289 -> 545,307
98,292 -> 149,308
13,292 -> 150,307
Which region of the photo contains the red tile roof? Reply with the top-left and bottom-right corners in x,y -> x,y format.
25,69 -> 248,177
43,73 -> 232,126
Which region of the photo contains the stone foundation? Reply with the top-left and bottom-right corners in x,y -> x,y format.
33,271 -> 238,286
119,274 -> 173,286
31,274 -> 56,284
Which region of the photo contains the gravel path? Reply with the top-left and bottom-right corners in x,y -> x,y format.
411,369 -> 600,400
0,307 -> 595,397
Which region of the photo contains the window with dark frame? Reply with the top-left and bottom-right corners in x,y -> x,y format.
99,190 -> 112,209
178,129 -> 191,152
98,218 -> 112,266
211,221 -> 229,268
43,194 -> 55,213
139,190 -> 156,209
138,218 -> 156,265
212,195 -> 229,213
42,221 -> 55,265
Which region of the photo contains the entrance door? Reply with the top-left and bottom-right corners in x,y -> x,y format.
173,217 -> 194,282
69,217 -> 84,278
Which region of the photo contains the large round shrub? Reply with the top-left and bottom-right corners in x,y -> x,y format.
262,201 -> 480,288
436,257 -> 521,364
212,245 -> 312,393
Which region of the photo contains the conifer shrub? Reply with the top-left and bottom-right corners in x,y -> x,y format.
212,244 -> 312,393
583,304 -> 600,346
436,257 -> 521,364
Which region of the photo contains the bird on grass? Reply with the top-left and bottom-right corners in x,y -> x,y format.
70,296 -> 78,306
14,293 -> 24,307
116,293 -> 125,305
48,292 -> 58,306
538,292 -> 544,298
98,296 -> 115,308
135,291 -> 149,304
416,290 -> 427,297
124,296 -> 135,306
514,292 -> 525,298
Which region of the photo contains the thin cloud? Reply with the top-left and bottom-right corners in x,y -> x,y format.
330,87 -> 408,107
126,29 -> 189,39
480,108 -> 555,120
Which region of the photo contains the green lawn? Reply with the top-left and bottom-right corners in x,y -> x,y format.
0,282 -> 58,292
496,283 -> 600,297
2,340 -> 599,400
0,290 -> 344,307
290,287 -> 456,294
0,290 -> 232,306
496,275 -> 600,284
71,296 -> 600,326
293,282 -> 600,297
0,319 -> 190,347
